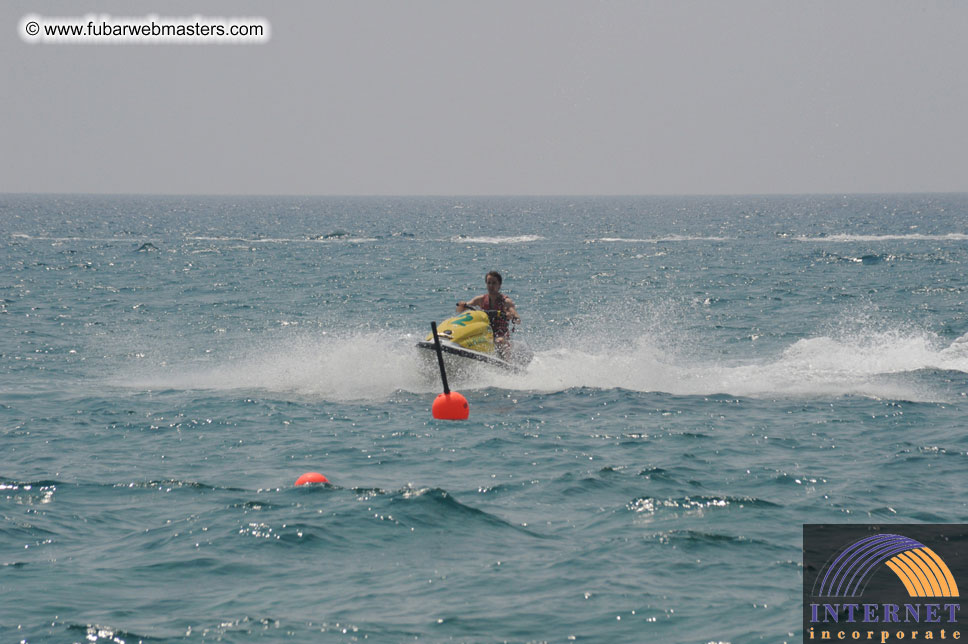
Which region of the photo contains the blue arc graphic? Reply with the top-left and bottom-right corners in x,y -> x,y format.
817,534 -> 925,597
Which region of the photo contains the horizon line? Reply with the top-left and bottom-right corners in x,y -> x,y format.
3,190 -> 968,199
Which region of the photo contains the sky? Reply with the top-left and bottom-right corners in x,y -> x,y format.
2,1 -> 966,196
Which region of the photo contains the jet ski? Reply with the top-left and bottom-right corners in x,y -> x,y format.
416,307 -> 533,375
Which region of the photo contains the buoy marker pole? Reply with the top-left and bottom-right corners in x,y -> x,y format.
430,321 -> 469,420
431,321 -> 450,394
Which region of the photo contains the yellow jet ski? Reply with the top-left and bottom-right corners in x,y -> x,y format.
416,307 -> 533,374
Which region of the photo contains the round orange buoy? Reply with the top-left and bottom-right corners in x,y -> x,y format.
428,321 -> 469,420
294,472 -> 329,486
432,391 -> 469,420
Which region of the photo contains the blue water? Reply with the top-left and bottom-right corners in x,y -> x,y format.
3,194 -> 968,643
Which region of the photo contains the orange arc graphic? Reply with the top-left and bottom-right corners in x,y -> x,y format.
888,555 -> 927,596
897,551 -> 940,596
922,547 -> 959,596
885,548 -> 959,598
910,548 -> 951,596
885,559 -> 919,597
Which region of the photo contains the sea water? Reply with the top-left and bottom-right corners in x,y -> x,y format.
2,194 -> 967,643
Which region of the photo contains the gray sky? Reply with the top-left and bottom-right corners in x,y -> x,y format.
2,1 -> 966,195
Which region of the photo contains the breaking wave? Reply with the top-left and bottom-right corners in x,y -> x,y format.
795,233 -> 968,242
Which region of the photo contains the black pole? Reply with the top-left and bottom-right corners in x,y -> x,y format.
431,321 -> 450,394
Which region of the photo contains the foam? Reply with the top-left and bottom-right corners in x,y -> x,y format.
591,236 -> 730,243
186,235 -> 377,244
451,235 -> 544,244
114,331 -> 434,402
9,234 -> 143,243
113,322 -> 965,403
499,329 -> 959,401
794,233 -> 968,243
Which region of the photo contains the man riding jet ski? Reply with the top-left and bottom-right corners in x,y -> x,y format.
416,271 -> 532,374
457,271 -> 520,359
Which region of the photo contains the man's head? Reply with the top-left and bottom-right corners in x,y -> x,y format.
485,271 -> 502,295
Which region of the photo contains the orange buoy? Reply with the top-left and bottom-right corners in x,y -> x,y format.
294,472 -> 329,486
429,321 -> 469,420
432,391 -> 469,420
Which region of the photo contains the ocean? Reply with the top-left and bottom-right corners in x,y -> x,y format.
2,194 -> 967,643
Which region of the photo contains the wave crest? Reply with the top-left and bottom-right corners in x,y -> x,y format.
451,235 -> 544,244
796,233 -> 968,242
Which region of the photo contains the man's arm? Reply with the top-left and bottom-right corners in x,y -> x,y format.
457,295 -> 484,313
504,297 -> 521,324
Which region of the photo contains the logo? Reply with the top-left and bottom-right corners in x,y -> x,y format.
816,533 -> 959,599
804,525 -> 966,643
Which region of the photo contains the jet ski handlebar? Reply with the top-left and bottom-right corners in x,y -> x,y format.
456,303 -> 519,327
458,303 -> 499,314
